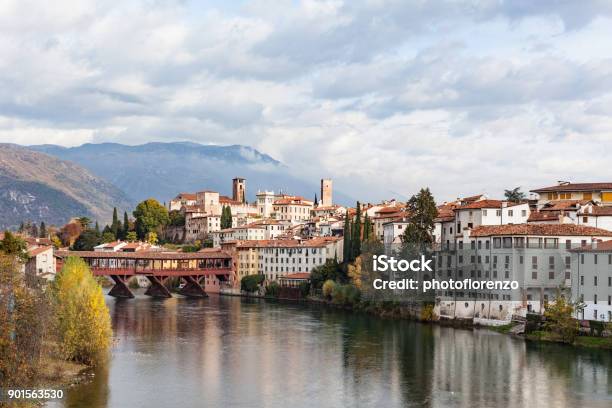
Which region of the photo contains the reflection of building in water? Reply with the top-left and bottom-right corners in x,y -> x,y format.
430,327 -> 574,408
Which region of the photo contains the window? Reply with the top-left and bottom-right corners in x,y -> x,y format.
580,275 -> 584,285
583,216 -> 589,223
503,237 -> 512,248
544,238 -> 558,249
521,210 -> 527,217
549,271 -> 555,279
478,240 -> 482,249
485,240 -> 490,249
594,276 -> 598,286
532,256 -> 538,269
496,210 -> 501,216
457,222 -> 461,231
514,237 -> 525,248
565,240 -> 571,249
549,256 -> 555,270
565,256 -> 571,269
508,210 -> 514,217
493,238 -> 501,248
594,254 -> 598,264
532,271 -> 537,279
483,210 -> 487,216
583,192 -> 592,200
594,295 -> 598,305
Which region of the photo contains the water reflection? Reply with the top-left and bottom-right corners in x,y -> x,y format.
48,294 -> 611,408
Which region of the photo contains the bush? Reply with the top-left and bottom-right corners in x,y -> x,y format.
420,303 -> 436,321
299,281 -> 311,298
331,284 -> 346,304
241,274 -> 265,293
543,295 -> 579,344
322,279 -> 336,299
265,282 -> 280,298
590,320 -> 605,337
52,256 -> 112,365
344,285 -> 361,305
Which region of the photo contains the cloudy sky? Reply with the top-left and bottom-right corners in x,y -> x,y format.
2,0 -> 612,202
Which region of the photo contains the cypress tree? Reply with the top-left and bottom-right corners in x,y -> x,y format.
363,214 -> 371,241
351,201 -> 361,260
111,207 -> 119,237
94,221 -> 100,236
39,221 -> 47,238
227,206 -> 233,228
314,193 -> 318,206
123,211 -> 129,238
343,210 -> 351,262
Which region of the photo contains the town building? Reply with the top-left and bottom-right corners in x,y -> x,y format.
232,177 -> 246,203
272,196 -> 313,224
531,182 -> 612,207
168,193 -> 197,211
320,178 -> 333,207
570,241 -> 612,322
25,246 -> 56,281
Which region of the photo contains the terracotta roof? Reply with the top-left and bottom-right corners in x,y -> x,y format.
572,240 -> 612,252
219,195 -> 243,205
56,250 -> 232,260
457,199 -> 503,210
528,211 -> 561,222
588,206 -> 612,216
273,196 -> 313,206
236,237 -> 341,249
280,273 -> 310,280
470,224 -> 612,237
531,183 -> 612,193
175,193 -> 196,200
460,194 -> 484,202
28,246 -> 53,256
541,200 -> 588,211
376,206 -> 402,215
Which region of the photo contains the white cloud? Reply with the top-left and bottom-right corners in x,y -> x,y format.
2,0 -> 612,202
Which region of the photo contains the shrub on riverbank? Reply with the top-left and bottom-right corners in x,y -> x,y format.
265,281 -> 280,298
52,256 -> 112,365
543,294 -> 579,344
241,274 -> 265,293
322,279 -> 335,299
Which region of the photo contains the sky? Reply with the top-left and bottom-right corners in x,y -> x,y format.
2,0 -> 612,203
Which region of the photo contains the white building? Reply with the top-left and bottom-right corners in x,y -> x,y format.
25,246 -> 56,281
571,240 -> 612,322
273,196 -> 313,224
168,193 -> 197,211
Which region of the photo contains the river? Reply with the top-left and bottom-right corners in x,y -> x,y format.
47,293 -> 611,408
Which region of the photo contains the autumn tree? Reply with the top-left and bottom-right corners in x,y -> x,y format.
52,257 -> 112,365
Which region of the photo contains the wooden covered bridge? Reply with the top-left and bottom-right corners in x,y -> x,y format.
55,249 -> 234,298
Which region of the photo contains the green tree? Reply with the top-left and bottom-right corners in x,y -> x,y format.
544,292 -> 580,343
241,274 -> 264,293
126,231 -> 138,242
77,216 -> 91,229
110,207 -> 121,238
101,231 -> 116,243
146,231 -> 158,245
169,210 -> 186,227
0,231 -> 28,262
343,210 -> 351,262
39,221 -> 47,238
401,188 -> 437,246
52,256 -> 112,365
363,213 -> 372,241
94,221 -> 101,236
322,279 -> 336,299
310,258 -> 342,289
73,230 -> 101,251
133,199 -> 170,240
504,187 -> 525,203
122,211 -> 130,239
220,206 -> 233,229
351,202 -> 362,260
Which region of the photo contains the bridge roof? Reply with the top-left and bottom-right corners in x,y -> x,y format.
56,250 -> 232,260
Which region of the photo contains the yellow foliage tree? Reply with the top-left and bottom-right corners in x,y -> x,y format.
347,256 -> 362,289
322,279 -> 336,299
52,256 -> 112,365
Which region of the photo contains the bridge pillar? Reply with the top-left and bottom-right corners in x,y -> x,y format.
144,276 -> 172,298
178,275 -> 208,298
108,275 -> 135,298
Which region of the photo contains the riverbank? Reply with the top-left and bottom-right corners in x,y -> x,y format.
227,291 -> 612,350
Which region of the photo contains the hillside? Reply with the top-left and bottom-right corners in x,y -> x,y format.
0,144 -> 133,229
31,142 -> 354,205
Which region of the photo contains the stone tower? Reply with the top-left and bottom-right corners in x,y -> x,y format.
320,178 -> 332,207
232,177 -> 246,203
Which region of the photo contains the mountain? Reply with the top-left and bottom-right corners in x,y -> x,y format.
30,142 -> 354,205
0,144 -> 133,229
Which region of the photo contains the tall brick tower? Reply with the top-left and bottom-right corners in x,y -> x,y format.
320,178 -> 332,207
232,177 -> 246,203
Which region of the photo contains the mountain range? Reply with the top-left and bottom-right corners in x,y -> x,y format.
0,144 -> 132,229
30,142 -> 353,205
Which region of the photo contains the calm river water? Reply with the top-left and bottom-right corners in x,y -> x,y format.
48,293 -> 611,408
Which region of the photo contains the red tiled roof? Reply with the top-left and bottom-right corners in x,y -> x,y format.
572,240 -> 612,252
236,237 -> 341,249
588,206 -> 612,216
280,273 -> 310,280
527,211 -> 561,222
376,206 -> 402,215
460,194 -> 484,202
219,195 -> 243,205
28,246 -> 53,256
56,250 -> 232,260
541,200 -> 588,211
175,193 -> 197,200
273,196 -> 313,206
470,224 -> 612,237
457,200 -> 503,210
531,183 -> 612,193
